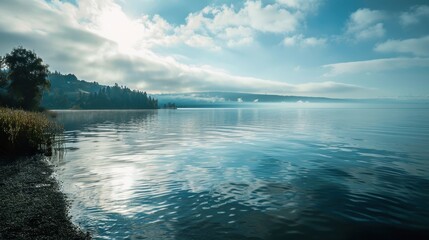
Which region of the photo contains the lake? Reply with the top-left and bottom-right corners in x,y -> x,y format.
52,104 -> 429,239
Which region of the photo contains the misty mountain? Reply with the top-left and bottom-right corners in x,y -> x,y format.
155,92 -> 346,108
41,73 -> 414,109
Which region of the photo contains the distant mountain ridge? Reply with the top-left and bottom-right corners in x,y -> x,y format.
41,72 -> 350,109
41,72 -> 419,109
154,92 -> 346,108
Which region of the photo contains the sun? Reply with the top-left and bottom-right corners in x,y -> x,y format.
92,3 -> 143,53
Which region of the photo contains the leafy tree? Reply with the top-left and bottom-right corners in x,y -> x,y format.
163,102 -> 177,109
0,57 -> 7,88
4,47 -> 50,110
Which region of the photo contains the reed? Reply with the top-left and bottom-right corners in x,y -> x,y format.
0,108 -> 62,156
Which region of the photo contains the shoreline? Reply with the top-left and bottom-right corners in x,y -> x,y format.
0,155 -> 90,239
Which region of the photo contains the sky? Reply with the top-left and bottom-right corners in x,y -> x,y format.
0,0 -> 428,98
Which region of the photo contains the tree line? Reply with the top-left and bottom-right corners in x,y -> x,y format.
1,47 -> 162,110
75,84 -> 158,109
41,72 -> 159,109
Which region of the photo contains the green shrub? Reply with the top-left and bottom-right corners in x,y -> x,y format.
0,108 -> 62,156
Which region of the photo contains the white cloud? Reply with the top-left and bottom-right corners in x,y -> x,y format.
277,0 -> 301,8
0,0 -> 366,96
219,27 -> 254,47
294,81 -> 365,93
276,0 -> 320,12
184,34 -> 221,51
400,5 -> 429,26
243,1 -> 301,33
323,58 -> 429,77
173,0 -> 322,49
283,34 -> 326,47
375,36 -> 429,57
59,0 -> 318,52
61,0 -> 321,51
202,1 -> 301,33
51,0 -> 176,51
131,55 -> 364,95
354,23 -> 385,40
302,37 -> 326,47
345,8 -> 386,41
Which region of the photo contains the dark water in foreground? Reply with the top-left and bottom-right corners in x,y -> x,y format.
53,104 -> 429,239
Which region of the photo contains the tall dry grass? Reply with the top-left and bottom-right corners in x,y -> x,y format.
0,108 -> 62,156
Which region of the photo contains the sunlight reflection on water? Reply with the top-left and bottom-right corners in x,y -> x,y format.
53,105 -> 429,239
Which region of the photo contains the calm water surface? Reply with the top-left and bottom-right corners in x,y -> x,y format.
53,104 -> 429,239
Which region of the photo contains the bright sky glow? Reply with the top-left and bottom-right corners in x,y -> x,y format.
0,0 -> 428,98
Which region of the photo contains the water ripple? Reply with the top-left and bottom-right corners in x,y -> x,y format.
52,108 -> 429,239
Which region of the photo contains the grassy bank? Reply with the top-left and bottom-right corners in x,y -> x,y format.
0,156 -> 90,239
0,108 -> 90,239
0,108 -> 61,155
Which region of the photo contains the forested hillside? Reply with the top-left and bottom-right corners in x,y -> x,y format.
41,72 -> 158,109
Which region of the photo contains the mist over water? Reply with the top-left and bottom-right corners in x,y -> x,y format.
53,104 -> 429,239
